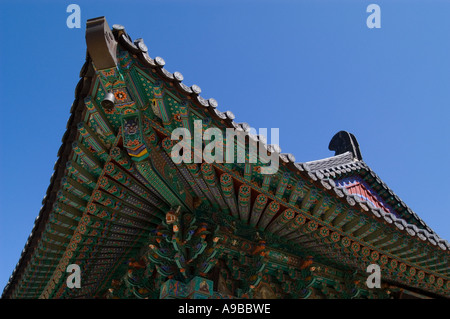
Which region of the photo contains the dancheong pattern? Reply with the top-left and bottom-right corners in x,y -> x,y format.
2,17 -> 449,300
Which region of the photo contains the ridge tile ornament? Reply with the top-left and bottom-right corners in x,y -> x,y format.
2,17 -> 449,300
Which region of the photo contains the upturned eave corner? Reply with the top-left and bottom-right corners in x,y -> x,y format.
85,16 -> 118,71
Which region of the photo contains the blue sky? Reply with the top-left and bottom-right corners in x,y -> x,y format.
0,0 -> 449,294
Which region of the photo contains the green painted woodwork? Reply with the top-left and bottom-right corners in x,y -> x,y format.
8,35 -> 449,300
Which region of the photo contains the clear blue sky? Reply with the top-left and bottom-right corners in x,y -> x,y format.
1,0 -> 449,293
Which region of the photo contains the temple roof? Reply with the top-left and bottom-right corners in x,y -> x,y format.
303,144 -> 447,249
99,24 -> 450,252
2,17 -> 449,299
303,151 -> 356,173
